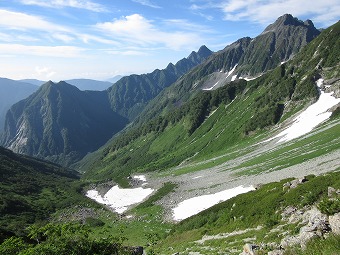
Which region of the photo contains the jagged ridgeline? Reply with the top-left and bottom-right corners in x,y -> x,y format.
107,45 -> 213,120
134,14 -> 320,125
0,47 -> 212,166
81,19 -> 339,183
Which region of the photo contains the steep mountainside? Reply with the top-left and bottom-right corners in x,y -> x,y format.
107,45 -> 213,120
1,47 -> 212,166
0,146 -> 85,239
0,78 -> 38,131
237,14 -> 320,76
81,20 -> 339,184
135,14 -> 320,124
1,81 -> 128,165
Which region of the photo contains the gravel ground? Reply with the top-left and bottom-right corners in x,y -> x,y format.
140,125 -> 340,221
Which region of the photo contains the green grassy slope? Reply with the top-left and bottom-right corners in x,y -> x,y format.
0,147 -> 90,239
82,21 -> 339,185
151,172 -> 340,255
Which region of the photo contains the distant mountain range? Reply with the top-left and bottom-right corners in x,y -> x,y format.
0,14 -> 330,168
0,78 -> 38,131
107,45 -> 213,120
19,78 -> 113,91
1,46 -> 212,165
107,75 -> 123,84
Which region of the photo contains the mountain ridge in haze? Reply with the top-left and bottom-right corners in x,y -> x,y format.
0,78 -> 38,131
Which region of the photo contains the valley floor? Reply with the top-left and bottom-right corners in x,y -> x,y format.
141,120 -> 340,221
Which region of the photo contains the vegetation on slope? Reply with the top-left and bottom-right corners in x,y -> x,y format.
152,172 -> 340,255
0,223 -> 138,255
0,147 -> 90,240
81,20 -> 340,184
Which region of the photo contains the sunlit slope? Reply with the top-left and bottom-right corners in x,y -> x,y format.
82,21 -> 339,183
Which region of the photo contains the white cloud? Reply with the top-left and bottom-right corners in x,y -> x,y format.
0,9 -> 117,46
132,0 -> 161,9
78,33 -> 121,45
218,0 -> 340,26
52,33 -> 75,43
106,50 -> 149,56
95,14 -> 204,50
35,66 -> 56,78
0,44 -> 84,57
0,9 -> 69,32
19,0 -> 107,12
164,19 -> 213,32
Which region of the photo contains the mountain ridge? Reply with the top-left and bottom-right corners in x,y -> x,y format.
1,46 -> 213,165
1,81 -> 128,165
80,19 -> 339,185
132,14 -> 320,128
107,45 -> 213,120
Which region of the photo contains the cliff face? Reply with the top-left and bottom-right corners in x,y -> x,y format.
237,14 -> 320,76
1,81 -> 128,165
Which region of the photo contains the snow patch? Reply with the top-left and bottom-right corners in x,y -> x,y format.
133,175 -> 147,182
172,185 -> 255,221
86,185 -> 154,214
267,79 -> 340,143
231,74 -> 237,81
203,64 -> 238,91
203,81 -> 219,91
192,175 -> 203,179
226,64 -> 238,77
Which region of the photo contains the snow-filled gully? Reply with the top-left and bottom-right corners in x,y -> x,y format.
267,78 -> 340,143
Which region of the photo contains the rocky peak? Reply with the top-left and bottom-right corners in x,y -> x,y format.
304,19 -> 315,27
188,45 -> 213,63
263,13 -> 318,33
197,45 -> 213,57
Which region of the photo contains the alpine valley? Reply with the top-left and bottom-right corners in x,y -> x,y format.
0,14 -> 339,255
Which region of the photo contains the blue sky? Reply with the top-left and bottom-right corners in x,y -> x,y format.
0,0 -> 339,81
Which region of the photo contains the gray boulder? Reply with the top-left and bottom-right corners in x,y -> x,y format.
329,212 -> 340,234
240,243 -> 259,255
268,250 -> 284,255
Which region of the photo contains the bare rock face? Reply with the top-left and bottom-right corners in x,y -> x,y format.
282,177 -> 307,190
280,235 -> 300,249
301,207 -> 329,234
328,186 -> 340,197
280,207 -> 330,249
281,206 -> 304,223
329,213 -> 340,234
240,243 -> 259,255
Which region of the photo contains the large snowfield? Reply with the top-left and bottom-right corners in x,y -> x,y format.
269,79 -> 340,143
86,175 -> 154,213
172,185 -> 255,221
